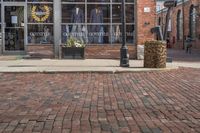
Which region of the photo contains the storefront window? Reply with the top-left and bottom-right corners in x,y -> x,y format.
3,0 -> 25,1
27,2 -> 54,44
61,0 -> 135,45
28,0 -> 53,2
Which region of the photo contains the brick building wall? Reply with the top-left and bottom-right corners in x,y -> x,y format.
85,45 -> 136,59
26,45 -> 54,58
137,0 -> 157,45
157,0 -> 200,50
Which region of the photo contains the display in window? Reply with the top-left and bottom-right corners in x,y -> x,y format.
43,26 -> 51,43
28,25 -> 53,44
109,25 -> 122,43
71,5 -> 84,23
31,5 -> 50,22
61,2 -> 135,45
70,5 -> 86,43
28,4 -> 53,23
89,5 -> 104,44
62,24 -> 88,44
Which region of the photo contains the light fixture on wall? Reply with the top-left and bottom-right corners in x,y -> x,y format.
144,22 -> 150,26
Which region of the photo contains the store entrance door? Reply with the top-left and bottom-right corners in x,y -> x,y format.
3,5 -> 26,54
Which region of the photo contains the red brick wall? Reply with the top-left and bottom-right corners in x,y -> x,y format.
157,0 -> 200,50
85,45 -> 137,59
137,0 -> 156,45
26,44 -> 54,58
27,44 -> 136,59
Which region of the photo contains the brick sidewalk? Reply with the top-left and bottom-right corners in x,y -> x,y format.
0,68 -> 200,133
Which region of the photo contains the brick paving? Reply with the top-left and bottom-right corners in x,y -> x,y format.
0,68 -> 200,133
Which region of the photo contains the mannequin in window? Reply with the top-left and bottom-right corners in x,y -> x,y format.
89,5 -> 104,44
109,25 -> 121,43
71,5 -> 84,42
42,26 -> 50,43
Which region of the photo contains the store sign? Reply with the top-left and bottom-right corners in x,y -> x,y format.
31,5 -> 50,22
164,0 -> 177,8
11,16 -> 18,24
30,32 -> 50,37
144,7 -> 151,13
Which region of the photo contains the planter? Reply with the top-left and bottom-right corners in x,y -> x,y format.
61,47 -> 85,59
144,41 -> 167,68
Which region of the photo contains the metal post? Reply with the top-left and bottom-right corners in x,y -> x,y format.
120,0 -> 129,67
182,0 -> 185,49
54,0 -> 62,58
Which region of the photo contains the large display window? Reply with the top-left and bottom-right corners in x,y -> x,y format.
0,0 -> 135,50
61,0 -> 135,45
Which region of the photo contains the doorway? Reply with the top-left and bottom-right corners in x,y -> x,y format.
2,4 -> 26,54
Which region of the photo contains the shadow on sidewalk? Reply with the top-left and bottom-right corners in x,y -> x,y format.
167,49 -> 200,62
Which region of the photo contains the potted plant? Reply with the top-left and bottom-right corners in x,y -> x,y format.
61,37 -> 85,59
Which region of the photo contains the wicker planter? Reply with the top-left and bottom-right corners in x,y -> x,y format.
144,41 -> 167,68
61,47 -> 85,59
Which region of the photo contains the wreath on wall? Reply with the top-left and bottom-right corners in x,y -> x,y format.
31,5 -> 50,22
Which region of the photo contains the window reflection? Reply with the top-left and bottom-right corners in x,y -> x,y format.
28,25 -> 54,44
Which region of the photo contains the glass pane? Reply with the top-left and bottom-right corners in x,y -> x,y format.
5,28 -> 24,51
5,6 -> 24,28
62,0 -> 85,2
62,4 -> 85,23
28,4 -> 53,23
110,25 -> 122,44
61,24 -> 87,44
87,0 -> 109,2
4,0 -> 25,1
112,4 -> 134,23
5,6 -> 24,51
112,5 -> 121,23
112,0 -> 134,2
87,4 -> 110,23
28,0 -> 53,2
126,4 -> 134,23
88,25 -> 109,44
126,25 -> 135,43
28,25 -> 54,44
110,25 -> 135,44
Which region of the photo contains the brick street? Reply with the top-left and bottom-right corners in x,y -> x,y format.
0,68 -> 200,133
